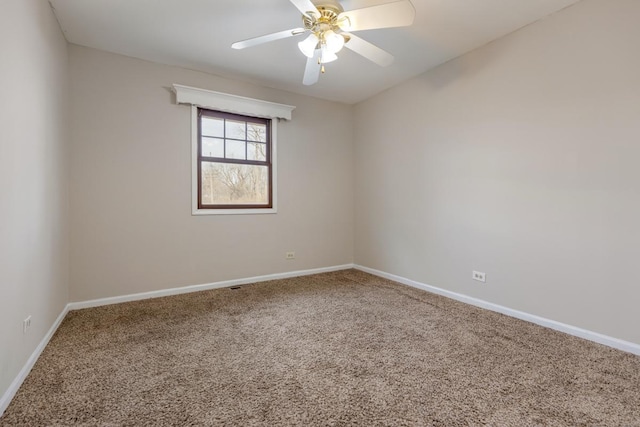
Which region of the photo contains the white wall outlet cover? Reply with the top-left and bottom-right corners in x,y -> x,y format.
472,271 -> 486,283
23,316 -> 32,334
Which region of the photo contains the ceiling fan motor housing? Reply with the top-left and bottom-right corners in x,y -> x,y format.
302,4 -> 343,33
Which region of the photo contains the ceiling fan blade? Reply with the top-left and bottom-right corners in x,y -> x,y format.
303,50 -> 322,85
232,28 -> 306,50
338,0 -> 415,32
343,34 -> 394,67
289,0 -> 320,18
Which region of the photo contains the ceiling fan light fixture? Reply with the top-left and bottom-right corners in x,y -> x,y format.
324,30 -> 345,53
320,45 -> 338,64
298,33 -> 319,58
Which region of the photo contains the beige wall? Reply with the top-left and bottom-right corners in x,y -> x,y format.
68,46 -> 354,301
354,0 -> 640,345
0,0 -> 69,400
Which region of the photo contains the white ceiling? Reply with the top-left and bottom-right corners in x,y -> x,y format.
50,0 -> 581,104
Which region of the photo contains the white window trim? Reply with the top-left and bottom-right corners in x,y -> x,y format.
173,85 -> 294,216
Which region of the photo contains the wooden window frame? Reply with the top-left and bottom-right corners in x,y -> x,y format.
197,108 -> 273,210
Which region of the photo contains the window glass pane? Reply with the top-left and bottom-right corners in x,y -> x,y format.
202,117 -> 224,137
226,120 -> 246,140
201,137 -> 224,158
247,124 -> 267,142
247,142 -> 267,161
226,139 -> 245,160
201,162 -> 269,205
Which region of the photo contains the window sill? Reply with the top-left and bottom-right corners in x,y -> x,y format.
192,208 -> 277,216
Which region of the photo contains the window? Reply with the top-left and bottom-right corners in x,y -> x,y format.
197,109 -> 273,210
173,84 -> 294,215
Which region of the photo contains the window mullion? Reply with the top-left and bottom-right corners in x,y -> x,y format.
223,118 -> 227,159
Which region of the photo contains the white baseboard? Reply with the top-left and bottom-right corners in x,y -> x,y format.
354,264 -> 640,356
0,303 -> 70,417
68,264 -> 355,310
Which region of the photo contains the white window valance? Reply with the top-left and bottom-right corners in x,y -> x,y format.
172,84 -> 295,120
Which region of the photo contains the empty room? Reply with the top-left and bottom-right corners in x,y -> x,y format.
1,0 -> 639,425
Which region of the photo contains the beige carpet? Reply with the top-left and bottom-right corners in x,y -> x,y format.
1,269 -> 639,426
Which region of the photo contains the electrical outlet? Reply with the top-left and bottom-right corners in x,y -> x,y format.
285,251 -> 295,260
23,315 -> 32,334
472,271 -> 486,283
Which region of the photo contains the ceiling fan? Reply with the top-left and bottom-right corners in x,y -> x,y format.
231,0 -> 416,86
